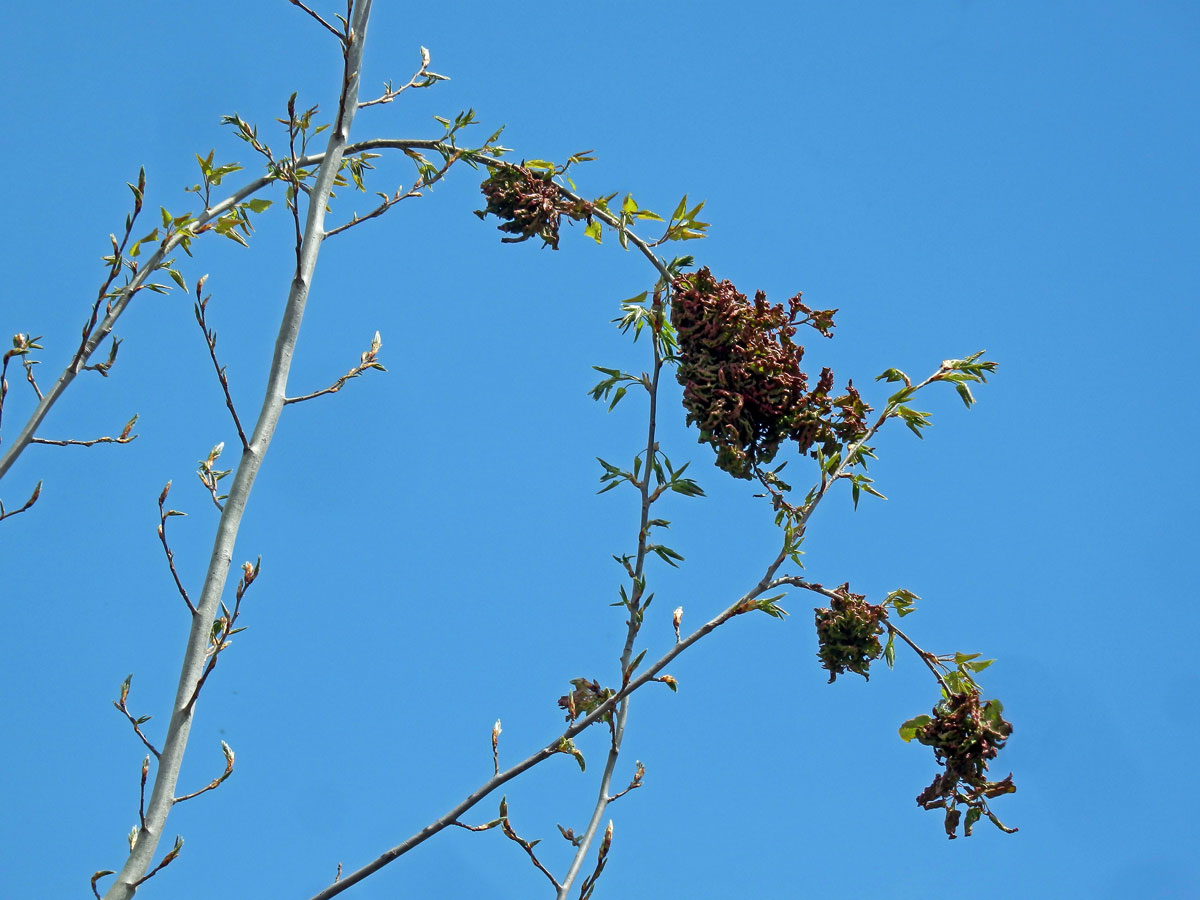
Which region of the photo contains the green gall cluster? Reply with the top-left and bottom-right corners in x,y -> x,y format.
813,586 -> 886,683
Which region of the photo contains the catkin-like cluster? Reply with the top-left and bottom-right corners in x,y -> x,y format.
915,692 -> 1014,810
813,587 -> 886,682
670,268 -> 869,479
477,166 -> 592,250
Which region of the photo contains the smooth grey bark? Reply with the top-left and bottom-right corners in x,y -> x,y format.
100,3 -> 373,897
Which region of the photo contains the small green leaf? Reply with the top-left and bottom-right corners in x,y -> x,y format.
898,714 -> 932,742
584,220 -> 602,244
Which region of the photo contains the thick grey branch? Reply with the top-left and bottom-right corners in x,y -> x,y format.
99,3 -> 374,897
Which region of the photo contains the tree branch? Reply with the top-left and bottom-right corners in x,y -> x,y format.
100,4 -> 375,897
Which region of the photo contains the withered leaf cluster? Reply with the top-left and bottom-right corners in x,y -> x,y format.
915,691 -> 1016,838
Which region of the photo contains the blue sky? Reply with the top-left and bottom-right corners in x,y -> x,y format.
2,2 -> 1198,898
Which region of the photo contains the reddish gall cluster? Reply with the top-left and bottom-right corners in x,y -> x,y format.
669,268 -> 869,480
477,166 -> 593,250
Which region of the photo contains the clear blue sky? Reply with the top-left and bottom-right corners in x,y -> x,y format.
2,2 -> 1197,898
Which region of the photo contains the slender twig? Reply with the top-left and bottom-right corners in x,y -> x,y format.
130,837 -> 183,889
174,741 -> 235,802
138,756 -> 150,828
0,480 -> 41,523
286,0 -> 345,42
156,481 -> 195,614
31,417 -> 137,448
22,357 -> 43,399
99,5 -> 374,897
577,822 -> 612,900
491,719 -> 501,775
884,621 -> 951,693
451,818 -> 500,833
606,761 -> 644,804
193,283 -> 249,451
358,45 -> 446,108
499,802 -> 560,891
113,683 -> 161,760
283,332 -> 384,404
185,558 -> 259,712
324,150 -> 459,239
559,290 -> 667,898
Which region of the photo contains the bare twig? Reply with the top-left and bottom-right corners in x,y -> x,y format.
156,481 -> 195,614
130,836 -> 182,889
577,821 -> 612,900
358,45 -> 448,108
22,356 -> 44,399
91,871 -> 115,899
885,621 -> 952,694
185,558 -> 260,712
498,798 -> 560,891
112,675 -> 161,760
284,332 -> 384,404
30,414 -> 137,447
491,719 -> 502,775
286,0 -> 345,43
606,761 -> 644,804
139,756 -> 150,828
0,480 -> 41,524
193,278 -> 249,451
174,741 -> 235,802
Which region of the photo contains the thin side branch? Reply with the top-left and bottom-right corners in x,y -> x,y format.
358,45 -> 447,108
0,480 -> 41,523
31,414 -> 137,447
113,676 -> 161,760
193,279 -> 249,450
286,0 -> 346,42
173,741 -> 235,803
156,481 -> 195,614
284,332 -> 384,404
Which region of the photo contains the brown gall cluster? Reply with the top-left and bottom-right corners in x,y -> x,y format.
915,691 -> 1016,837
670,268 -> 870,480
476,166 -> 593,250
813,586 -> 886,683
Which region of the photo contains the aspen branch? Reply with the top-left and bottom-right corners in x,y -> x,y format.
99,4 -> 374,897
559,287 -> 668,899
306,354 -> 959,900
0,140 -> 662,486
